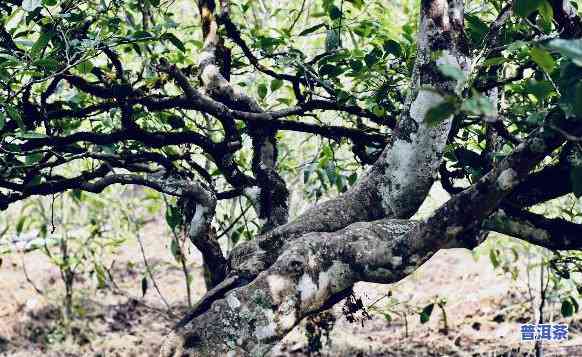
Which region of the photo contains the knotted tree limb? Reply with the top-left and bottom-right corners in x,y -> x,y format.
197,0 -> 289,233
549,0 -> 582,39
484,208 -> 582,251
230,0 -> 472,277
160,1 -> 474,355
179,189 -> 228,288
160,89 -> 579,357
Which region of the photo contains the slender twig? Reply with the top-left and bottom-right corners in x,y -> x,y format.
21,254 -> 44,295
135,228 -> 173,313
216,203 -> 252,239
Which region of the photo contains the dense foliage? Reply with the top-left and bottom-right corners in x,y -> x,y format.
0,0 -> 581,220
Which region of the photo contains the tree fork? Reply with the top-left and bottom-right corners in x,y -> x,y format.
160,0 -> 474,355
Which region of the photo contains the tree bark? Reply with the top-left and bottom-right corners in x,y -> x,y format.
197,0 -> 289,233
159,0 -> 582,355
161,0 -> 472,355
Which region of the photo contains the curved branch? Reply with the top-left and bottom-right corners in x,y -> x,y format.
550,0 -> 582,39
0,168 -> 214,208
17,127 -> 216,152
484,209 -> 582,251
506,162 -> 572,207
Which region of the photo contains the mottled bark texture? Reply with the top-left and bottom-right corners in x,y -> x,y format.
484,208 -> 582,251
160,0 -> 581,355
197,0 -> 289,233
180,195 -> 228,288
233,0 -> 471,267
162,107 -> 577,355
549,0 -> 582,38
161,0 -> 470,355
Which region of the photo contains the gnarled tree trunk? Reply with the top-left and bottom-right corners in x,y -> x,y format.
160,0 -> 468,355
159,0 -> 582,356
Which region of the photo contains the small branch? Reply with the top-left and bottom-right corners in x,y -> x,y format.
484,208 -> 582,251
135,229 -> 174,314
22,255 -> 44,295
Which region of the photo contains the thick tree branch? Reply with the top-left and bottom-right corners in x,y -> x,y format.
550,0 -> 582,39
198,0 -> 289,232
162,96 -> 579,357
506,161 -> 572,207
484,208 -> 582,251
161,1 -> 474,354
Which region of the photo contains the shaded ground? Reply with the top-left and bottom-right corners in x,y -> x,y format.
1,218 -> 581,356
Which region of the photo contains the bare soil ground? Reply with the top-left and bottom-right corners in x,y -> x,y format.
1,218 -> 581,357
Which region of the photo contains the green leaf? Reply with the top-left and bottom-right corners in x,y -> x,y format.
325,29 -> 340,52
489,249 -> 500,269
258,83 -> 268,99
561,299 -> 574,317
75,60 -> 94,74
349,59 -> 363,72
30,31 -> 52,59
530,47 -> 555,73
383,39 -> 402,57
6,106 -> 24,129
347,172 -> 357,185
161,33 -> 186,52
319,63 -> 344,77
257,36 -> 283,51
547,39 -> 582,66
538,0 -> 554,23
270,79 -> 283,92
466,14 -> 489,45
167,115 -> 185,129
438,64 -> 466,82
133,31 -> 153,39
298,23 -> 326,36
483,56 -> 507,67
25,153 -> 42,164
95,264 -> 106,289
16,216 -> 27,235
329,5 -> 342,20
364,47 -> 382,67
170,239 -> 181,262
425,98 -> 457,127
420,303 -> 434,324
526,111 -> 546,125
141,276 -> 148,297
514,0 -> 546,18
42,0 -> 57,5
34,58 -> 59,71
16,131 -> 48,139
70,189 -> 83,202
22,0 -> 41,12
0,112 -> 5,130
570,165 -> 582,198
524,80 -> 555,100
165,205 -> 182,231
558,62 -> 582,116
461,93 -> 496,116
